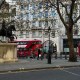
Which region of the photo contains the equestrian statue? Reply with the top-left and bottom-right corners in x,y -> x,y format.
0,20 -> 16,42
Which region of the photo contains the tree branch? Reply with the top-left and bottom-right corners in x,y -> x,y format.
70,0 -> 75,20
59,1 -> 69,16
74,15 -> 80,23
57,0 -> 68,28
48,0 -> 57,8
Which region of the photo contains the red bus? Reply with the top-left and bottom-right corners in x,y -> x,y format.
16,40 -> 42,58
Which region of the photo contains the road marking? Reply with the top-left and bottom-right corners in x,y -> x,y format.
56,66 -> 80,77
61,69 -> 80,77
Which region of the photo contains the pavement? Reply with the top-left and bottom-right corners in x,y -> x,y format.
0,57 -> 80,73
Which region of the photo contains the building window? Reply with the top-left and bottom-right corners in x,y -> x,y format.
32,21 -> 36,27
26,31 -> 29,38
45,21 -> 48,28
44,11 -> 48,18
27,0 -> 30,3
45,2 -> 48,9
19,31 -> 23,38
38,2 -> 42,9
26,13 -> 29,20
65,15 -> 69,23
20,13 -> 23,18
39,21 -> 42,28
73,26 -> 78,35
38,31 -> 42,38
32,4 -> 35,10
27,5 -> 29,10
51,10 -> 56,17
21,4 -> 24,10
33,12 -> 36,19
38,12 -> 42,18
44,31 -> 48,38
32,31 -> 37,38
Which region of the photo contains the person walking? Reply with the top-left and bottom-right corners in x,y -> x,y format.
78,42 -> 80,57
37,48 -> 41,60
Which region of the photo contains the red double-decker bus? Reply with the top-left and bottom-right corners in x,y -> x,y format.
16,40 -> 42,58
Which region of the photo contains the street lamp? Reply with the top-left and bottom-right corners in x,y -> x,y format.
48,26 -> 51,64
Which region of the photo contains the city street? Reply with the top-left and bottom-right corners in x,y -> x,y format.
0,0 -> 80,80
0,67 -> 80,80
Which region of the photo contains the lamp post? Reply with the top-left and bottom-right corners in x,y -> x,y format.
48,26 -> 51,64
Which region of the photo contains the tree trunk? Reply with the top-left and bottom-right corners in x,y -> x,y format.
66,28 -> 77,62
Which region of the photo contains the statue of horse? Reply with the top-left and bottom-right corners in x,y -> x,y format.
0,20 -> 16,42
6,25 -> 16,41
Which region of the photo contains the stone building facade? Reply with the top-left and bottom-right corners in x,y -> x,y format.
1,0 -> 80,54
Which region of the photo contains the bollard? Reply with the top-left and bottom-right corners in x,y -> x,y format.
65,52 -> 67,59
60,52 -> 63,59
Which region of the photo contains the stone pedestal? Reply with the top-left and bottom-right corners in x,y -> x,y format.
0,43 -> 18,63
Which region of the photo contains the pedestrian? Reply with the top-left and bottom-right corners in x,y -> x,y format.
37,48 -> 41,60
78,42 -> 80,57
41,48 -> 45,60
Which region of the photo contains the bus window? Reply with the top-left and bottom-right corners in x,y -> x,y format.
20,42 -> 24,45
24,48 -> 27,51
18,48 -> 27,51
17,42 -> 19,45
32,42 -> 36,44
17,41 -> 28,45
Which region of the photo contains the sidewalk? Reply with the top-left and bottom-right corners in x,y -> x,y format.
0,58 -> 80,73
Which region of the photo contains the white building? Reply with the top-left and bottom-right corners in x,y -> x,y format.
2,0 -> 80,55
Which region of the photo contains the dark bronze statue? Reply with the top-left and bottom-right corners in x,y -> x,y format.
0,20 -> 16,42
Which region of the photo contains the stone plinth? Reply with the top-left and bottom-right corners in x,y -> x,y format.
0,43 -> 18,63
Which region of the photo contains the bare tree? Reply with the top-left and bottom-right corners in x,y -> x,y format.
48,0 -> 80,62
